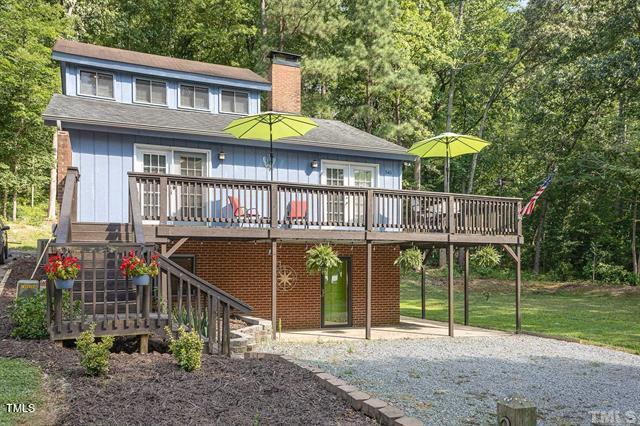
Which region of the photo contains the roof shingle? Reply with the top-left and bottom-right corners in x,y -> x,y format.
53,39 -> 270,85
43,95 -> 411,158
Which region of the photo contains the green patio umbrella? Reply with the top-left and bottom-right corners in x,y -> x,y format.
223,112 -> 318,180
408,132 -> 490,192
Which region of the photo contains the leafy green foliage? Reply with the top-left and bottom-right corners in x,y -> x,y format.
394,247 -> 423,272
165,326 -> 203,372
305,244 -> 341,276
9,291 -> 80,339
588,262 -> 638,286
76,324 -> 114,376
470,246 -> 502,269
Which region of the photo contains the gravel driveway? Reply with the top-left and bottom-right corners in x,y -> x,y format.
262,335 -> 640,425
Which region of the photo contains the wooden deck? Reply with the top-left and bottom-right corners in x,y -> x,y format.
73,172 -> 521,245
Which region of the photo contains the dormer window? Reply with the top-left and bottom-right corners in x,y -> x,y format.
220,89 -> 249,114
134,78 -> 167,106
179,84 -> 209,110
79,70 -> 114,99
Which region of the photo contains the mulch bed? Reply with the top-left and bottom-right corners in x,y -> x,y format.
0,256 -> 371,425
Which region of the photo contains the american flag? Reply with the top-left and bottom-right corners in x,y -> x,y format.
520,174 -> 553,216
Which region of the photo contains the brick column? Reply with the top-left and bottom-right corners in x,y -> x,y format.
56,131 -> 72,206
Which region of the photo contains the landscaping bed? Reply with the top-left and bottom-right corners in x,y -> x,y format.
0,256 -> 371,425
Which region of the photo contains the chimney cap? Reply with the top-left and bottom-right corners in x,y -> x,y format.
269,50 -> 302,67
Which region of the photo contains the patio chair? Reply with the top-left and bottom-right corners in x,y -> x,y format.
228,195 -> 260,226
287,200 -> 308,228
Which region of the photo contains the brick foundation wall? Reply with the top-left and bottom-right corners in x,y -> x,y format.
56,130 -> 72,205
174,241 -> 400,330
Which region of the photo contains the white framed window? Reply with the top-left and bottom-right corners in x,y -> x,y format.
78,69 -> 114,99
134,78 -> 167,106
321,160 -> 378,225
179,84 -> 209,110
134,145 -> 211,221
220,89 -> 249,114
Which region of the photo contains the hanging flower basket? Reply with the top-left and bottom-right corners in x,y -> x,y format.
120,251 -> 159,286
305,244 -> 341,279
44,254 -> 81,290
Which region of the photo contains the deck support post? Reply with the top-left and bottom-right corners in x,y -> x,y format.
515,244 -> 522,333
366,240 -> 372,340
271,239 -> 277,340
420,248 -> 432,320
501,244 -> 522,333
447,243 -> 454,337
139,334 -> 149,354
160,243 -> 168,313
464,247 -> 470,326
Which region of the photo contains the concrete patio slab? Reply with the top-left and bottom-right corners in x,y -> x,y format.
276,317 -> 508,342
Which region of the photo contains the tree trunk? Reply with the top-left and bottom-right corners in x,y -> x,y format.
31,185 -> 34,208
440,0 -> 464,268
2,191 -> 7,218
12,191 -> 17,222
533,200 -> 548,274
414,159 -> 421,190
261,0 -> 267,36
632,198 -> 638,276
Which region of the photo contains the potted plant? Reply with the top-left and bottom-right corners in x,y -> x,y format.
45,254 -> 81,289
120,251 -> 159,286
394,247 -> 424,273
305,244 -> 341,279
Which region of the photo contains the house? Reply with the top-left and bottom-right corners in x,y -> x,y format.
43,40 -> 523,349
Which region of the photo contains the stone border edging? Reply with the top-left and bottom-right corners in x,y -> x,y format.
245,352 -> 423,426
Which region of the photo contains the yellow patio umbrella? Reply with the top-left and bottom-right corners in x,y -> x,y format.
223,112 -> 318,180
408,132 -> 490,192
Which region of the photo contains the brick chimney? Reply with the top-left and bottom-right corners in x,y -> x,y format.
267,51 -> 302,114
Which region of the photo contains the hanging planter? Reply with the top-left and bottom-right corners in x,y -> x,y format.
305,244 -> 341,279
394,247 -> 424,273
44,254 -> 81,290
120,251 -> 159,286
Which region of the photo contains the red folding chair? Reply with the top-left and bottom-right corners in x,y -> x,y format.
287,200 -> 308,228
228,196 -> 260,225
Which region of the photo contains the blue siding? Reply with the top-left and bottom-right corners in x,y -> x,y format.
62,63 -> 261,114
70,130 -> 403,223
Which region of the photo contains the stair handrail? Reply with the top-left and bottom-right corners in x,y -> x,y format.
157,255 -> 251,313
55,167 -> 79,244
127,176 -> 145,244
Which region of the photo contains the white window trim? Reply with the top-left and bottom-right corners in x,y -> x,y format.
178,83 -> 210,111
134,144 -> 211,176
77,68 -> 115,100
219,88 -> 250,115
133,77 -> 168,106
320,160 -> 379,187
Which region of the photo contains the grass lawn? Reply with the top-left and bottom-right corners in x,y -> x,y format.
401,271 -> 640,354
5,221 -> 53,251
0,358 -> 44,425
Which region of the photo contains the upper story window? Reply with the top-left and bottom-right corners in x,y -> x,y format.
79,69 -> 114,99
134,78 -> 167,106
220,89 -> 249,114
179,84 -> 209,110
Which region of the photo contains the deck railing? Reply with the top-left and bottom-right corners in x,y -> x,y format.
129,172 -> 522,237
45,242 -> 251,355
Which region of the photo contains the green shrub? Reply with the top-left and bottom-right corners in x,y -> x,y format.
590,262 -> 638,285
165,326 -> 203,372
305,244 -> 341,277
470,245 -> 502,268
394,247 -> 423,272
76,324 -> 114,376
9,290 -> 81,339
16,203 -> 48,226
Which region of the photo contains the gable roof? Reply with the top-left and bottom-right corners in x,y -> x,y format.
53,39 -> 270,85
43,95 -> 412,159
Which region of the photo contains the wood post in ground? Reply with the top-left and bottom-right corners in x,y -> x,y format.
366,241 -> 372,340
139,334 -> 149,354
515,244 -> 522,333
271,239 -> 277,340
497,395 -> 536,426
464,247 -> 470,326
447,243 -> 454,337
420,265 -> 426,320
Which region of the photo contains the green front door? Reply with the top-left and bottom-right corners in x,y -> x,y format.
321,258 -> 351,327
